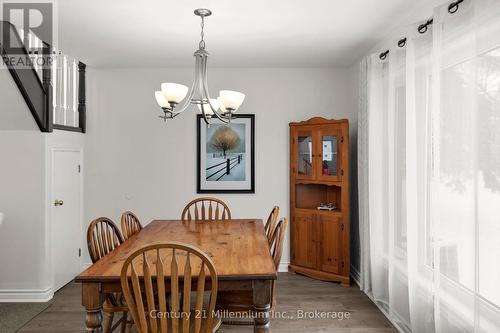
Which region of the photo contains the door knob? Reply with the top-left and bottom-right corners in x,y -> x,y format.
54,200 -> 64,206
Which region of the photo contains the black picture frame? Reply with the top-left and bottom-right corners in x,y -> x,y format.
197,114 -> 255,193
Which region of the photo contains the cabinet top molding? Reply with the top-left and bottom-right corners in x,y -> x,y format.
289,117 -> 349,126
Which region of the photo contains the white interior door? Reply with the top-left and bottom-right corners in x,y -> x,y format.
52,149 -> 81,292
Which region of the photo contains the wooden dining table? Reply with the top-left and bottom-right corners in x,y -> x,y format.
75,219 -> 277,333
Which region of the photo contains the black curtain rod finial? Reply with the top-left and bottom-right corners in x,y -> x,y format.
378,0 -> 464,62
448,0 -> 464,13
418,18 -> 434,34
379,50 -> 389,60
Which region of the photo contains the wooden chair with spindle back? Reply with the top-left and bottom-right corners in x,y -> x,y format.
216,218 -> 288,325
181,197 -> 231,222
87,217 -> 132,333
269,218 -> 288,270
121,211 -> 143,240
264,206 -> 279,246
120,242 -> 221,333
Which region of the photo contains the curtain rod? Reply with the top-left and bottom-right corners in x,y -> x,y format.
379,0 -> 464,60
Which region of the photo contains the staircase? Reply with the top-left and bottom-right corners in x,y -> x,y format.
0,20 -> 86,133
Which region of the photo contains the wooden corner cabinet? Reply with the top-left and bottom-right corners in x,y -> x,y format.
289,117 -> 350,287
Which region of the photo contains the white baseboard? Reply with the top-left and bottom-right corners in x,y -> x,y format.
278,261 -> 289,272
350,265 -> 360,287
0,287 -> 53,302
0,262 -> 93,303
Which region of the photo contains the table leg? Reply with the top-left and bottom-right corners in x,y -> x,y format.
253,280 -> 272,333
82,282 -> 104,333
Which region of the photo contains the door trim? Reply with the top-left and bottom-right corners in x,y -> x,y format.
47,147 -> 83,292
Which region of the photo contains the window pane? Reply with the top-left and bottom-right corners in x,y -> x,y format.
477,47 -> 500,307
438,59 -> 475,291
298,135 -> 313,176
321,135 -> 337,176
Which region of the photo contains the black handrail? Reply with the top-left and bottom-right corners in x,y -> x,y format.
78,61 -> 86,133
0,20 -> 51,131
0,20 -> 86,133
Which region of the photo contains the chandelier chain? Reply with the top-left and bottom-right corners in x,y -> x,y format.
199,16 -> 206,49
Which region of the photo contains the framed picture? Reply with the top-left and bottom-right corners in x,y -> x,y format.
197,114 -> 255,193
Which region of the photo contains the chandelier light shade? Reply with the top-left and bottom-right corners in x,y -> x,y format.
219,90 -> 246,113
197,98 -> 220,115
154,91 -> 169,109
160,83 -> 189,104
154,8 -> 245,123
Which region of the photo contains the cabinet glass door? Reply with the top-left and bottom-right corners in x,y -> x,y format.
296,129 -> 316,179
318,130 -> 341,181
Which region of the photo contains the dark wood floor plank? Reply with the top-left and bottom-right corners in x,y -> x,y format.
18,273 -> 396,333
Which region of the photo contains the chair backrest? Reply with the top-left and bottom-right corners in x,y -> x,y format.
120,242 -> 219,333
87,217 -> 124,263
181,197 -> 231,222
269,218 -> 288,269
121,211 -> 143,240
264,206 -> 279,245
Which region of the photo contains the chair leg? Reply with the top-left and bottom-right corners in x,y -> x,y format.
104,311 -> 114,333
120,312 -> 127,333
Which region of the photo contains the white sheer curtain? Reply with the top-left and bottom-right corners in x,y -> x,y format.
358,0 -> 500,332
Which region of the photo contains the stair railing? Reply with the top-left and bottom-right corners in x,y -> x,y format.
0,20 -> 86,132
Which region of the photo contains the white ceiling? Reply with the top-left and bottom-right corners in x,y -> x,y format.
57,0 -> 419,68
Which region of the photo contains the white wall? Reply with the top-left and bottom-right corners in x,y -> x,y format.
0,131 -> 49,300
348,62 -> 360,276
0,65 -> 38,130
84,67 -> 358,269
0,129 -> 84,301
0,54 -> 50,300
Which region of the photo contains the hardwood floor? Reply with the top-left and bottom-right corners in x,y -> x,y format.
18,273 -> 396,333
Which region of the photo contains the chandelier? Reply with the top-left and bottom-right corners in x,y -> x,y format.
154,8 -> 245,124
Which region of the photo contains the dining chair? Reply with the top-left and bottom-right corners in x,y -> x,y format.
217,218 -> 288,324
87,217 -> 132,333
121,211 -> 143,240
269,217 -> 288,270
264,206 -> 279,246
120,242 -> 221,333
181,197 -> 231,222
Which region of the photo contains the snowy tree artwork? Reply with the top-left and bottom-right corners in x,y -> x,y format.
197,114 -> 255,193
